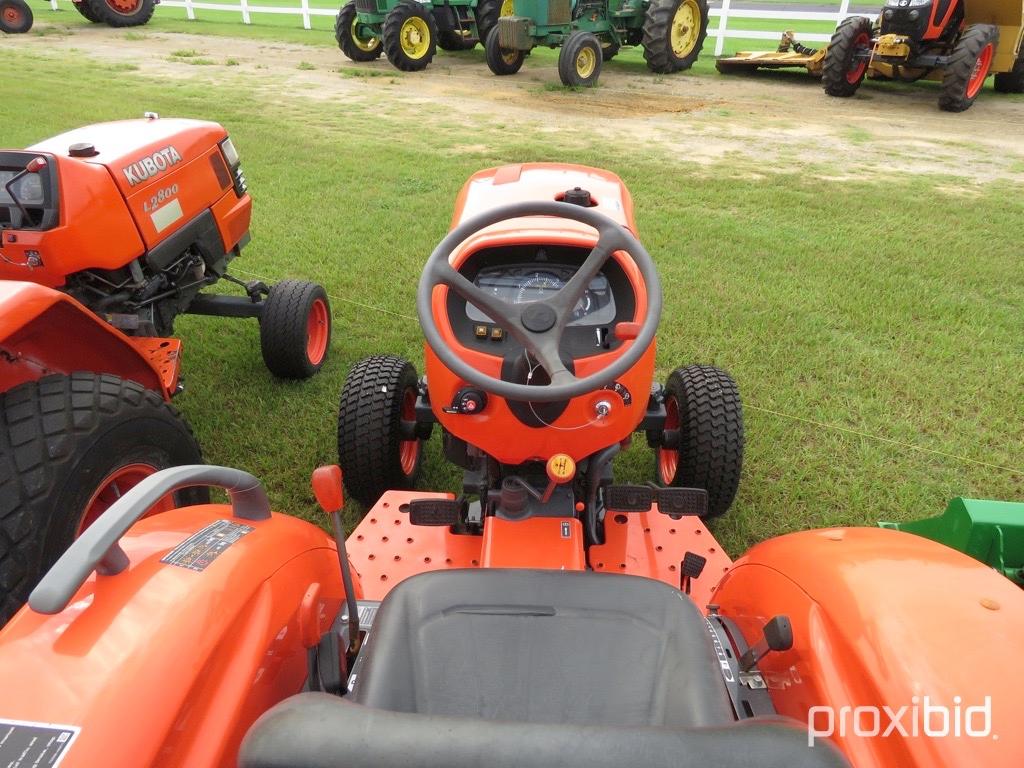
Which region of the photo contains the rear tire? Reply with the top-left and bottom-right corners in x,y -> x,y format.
337,355 -> 424,507
438,30 -> 477,51
993,55 -> 1024,93
85,0 -> 156,27
822,16 -> 873,97
653,365 -> 743,519
259,280 -> 332,379
73,0 -> 102,22
558,31 -> 603,87
382,0 -> 437,72
939,24 -> 999,112
0,373 -> 205,626
0,0 -> 33,34
485,25 -> 525,76
336,1 -> 383,62
642,0 -> 708,74
474,0 -> 511,48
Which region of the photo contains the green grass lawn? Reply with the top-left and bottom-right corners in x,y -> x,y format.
2,48 -> 1021,556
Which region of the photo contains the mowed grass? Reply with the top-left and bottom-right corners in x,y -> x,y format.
1,51 -> 1021,556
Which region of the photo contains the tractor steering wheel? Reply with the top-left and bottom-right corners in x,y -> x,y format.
416,201 -> 662,403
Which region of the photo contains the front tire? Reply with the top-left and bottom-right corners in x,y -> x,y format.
259,280 -> 332,379
382,0 -> 437,72
653,365 -> 743,519
73,0 -> 102,22
485,25 -> 525,76
0,373 -> 205,626
84,0 -> 156,27
0,0 -> 33,33
337,355 -> 424,507
558,31 -> 603,87
336,1 -> 383,62
939,24 -> 999,112
642,0 -> 709,74
822,16 -> 873,97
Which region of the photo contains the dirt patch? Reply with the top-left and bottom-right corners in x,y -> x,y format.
7,24 -> 1024,183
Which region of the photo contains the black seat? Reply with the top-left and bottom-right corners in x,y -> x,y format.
239,569 -> 850,768
349,568 -> 732,727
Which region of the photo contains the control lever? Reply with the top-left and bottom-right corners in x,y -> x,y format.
541,453 -> 576,503
739,615 -> 793,672
312,465 -> 361,655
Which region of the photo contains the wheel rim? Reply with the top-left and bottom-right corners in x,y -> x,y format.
78,463 -> 170,535
658,395 -> 680,483
575,46 -> 597,79
400,16 -> 430,59
966,42 -> 994,98
399,388 -> 420,477
847,31 -> 870,84
305,298 -> 330,366
500,0 -> 514,15
2,5 -> 24,25
670,0 -> 700,58
106,0 -> 141,15
351,16 -> 380,51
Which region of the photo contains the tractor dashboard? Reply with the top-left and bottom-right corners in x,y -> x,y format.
445,243 -> 636,361
0,152 -> 59,231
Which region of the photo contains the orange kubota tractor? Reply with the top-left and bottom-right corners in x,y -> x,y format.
0,164 -> 1020,768
0,117 -> 331,625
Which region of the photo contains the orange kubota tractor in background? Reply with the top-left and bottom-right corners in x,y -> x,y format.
0,116 -> 332,624
0,164 -> 1020,768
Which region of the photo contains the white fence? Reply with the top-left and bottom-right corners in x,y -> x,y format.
48,0 -> 878,56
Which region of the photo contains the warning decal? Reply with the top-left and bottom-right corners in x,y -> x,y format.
0,719 -> 79,767
160,519 -> 254,572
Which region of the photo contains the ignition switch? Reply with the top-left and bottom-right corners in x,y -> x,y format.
445,387 -> 488,415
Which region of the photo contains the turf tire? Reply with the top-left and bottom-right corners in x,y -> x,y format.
85,0 -> 155,27
0,373 -> 205,626
259,280 -> 332,380
822,16 -> 873,96
485,25 -> 525,75
335,0 -> 383,62
337,355 -> 424,507
0,0 -> 32,33
558,31 -> 603,87
993,55 -> 1024,93
654,365 -> 743,519
382,0 -> 437,72
939,24 -> 999,112
642,0 -> 709,74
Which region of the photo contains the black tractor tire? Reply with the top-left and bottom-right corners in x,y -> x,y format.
382,0 -> 437,71
474,0 -> 509,48
822,16 -> 873,96
602,41 -> 620,61
654,365 -> 743,520
85,0 -> 156,27
259,279 -> 332,380
73,0 -> 102,22
337,355 -> 424,507
558,31 -> 603,87
0,373 -> 206,626
438,30 -> 477,51
939,24 -> 999,111
485,25 -> 525,75
336,0 -> 383,62
642,0 -> 709,74
0,0 -> 33,33
993,55 -> 1024,93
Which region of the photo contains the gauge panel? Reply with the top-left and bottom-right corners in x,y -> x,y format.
465,265 -> 617,327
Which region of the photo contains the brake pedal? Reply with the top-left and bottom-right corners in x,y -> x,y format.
604,485 -> 654,512
657,487 -> 708,518
408,498 -> 462,526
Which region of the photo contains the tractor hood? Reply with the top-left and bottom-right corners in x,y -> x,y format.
29,118 -> 230,197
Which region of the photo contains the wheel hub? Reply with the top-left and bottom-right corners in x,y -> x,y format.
107,0 -> 141,13
3,5 -> 23,23
576,47 -> 596,78
401,17 -> 430,58
670,1 -> 699,57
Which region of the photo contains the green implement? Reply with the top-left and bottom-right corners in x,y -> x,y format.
880,497 -> 1024,587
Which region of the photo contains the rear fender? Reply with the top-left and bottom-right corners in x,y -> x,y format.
0,281 -> 170,397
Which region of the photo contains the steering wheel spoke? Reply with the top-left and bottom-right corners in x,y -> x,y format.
434,261 -> 521,332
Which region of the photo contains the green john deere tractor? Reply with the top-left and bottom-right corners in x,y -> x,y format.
485,0 -> 708,86
336,0 -> 513,71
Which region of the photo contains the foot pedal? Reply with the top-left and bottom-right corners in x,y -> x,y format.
657,487 -> 708,518
408,498 -> 462,526
604,485 -> 654,512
